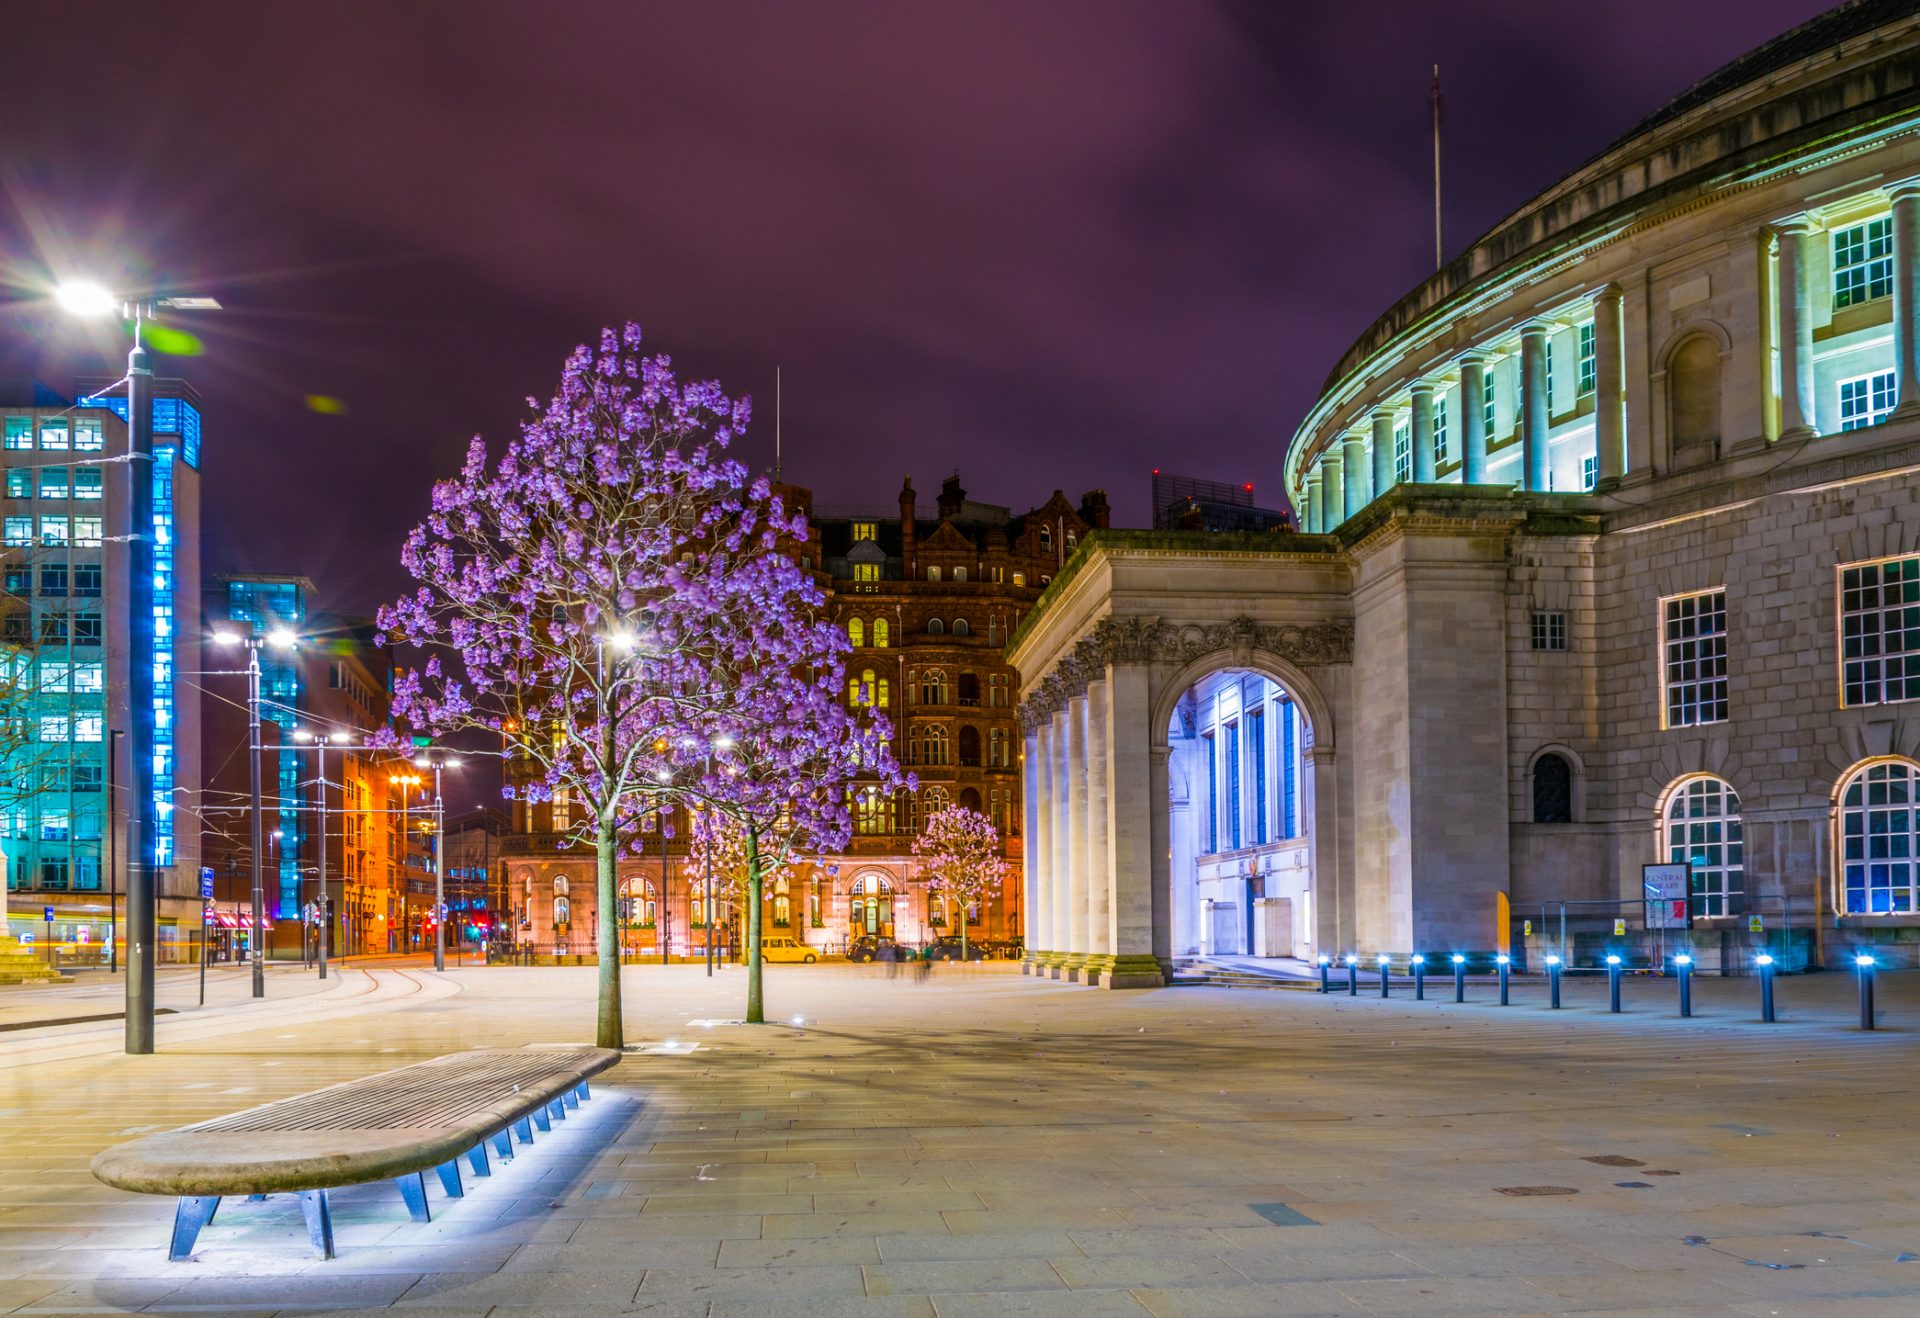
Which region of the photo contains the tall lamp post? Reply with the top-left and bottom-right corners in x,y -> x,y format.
411,751 -> 463,972
293,729 -> 348,979
57,280 -> 220,1054
212,627 -> 296,998
389,771 -> 422,954
106,728 -> 124,973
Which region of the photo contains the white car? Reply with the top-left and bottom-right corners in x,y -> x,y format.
759,936 -> 818,964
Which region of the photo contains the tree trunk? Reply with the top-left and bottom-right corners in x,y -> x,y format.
594,816 -> 623,1048
959,892 -> 968,962
745,826 -> 765,1024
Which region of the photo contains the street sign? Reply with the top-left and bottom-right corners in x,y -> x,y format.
200,867 -> 214,899
1643,863 -> 1692,930
1523,919 -> 1533,936
1613,918 -> 1627,937
42,906 -> 53,922
1748,914 -> 1765,933
411,735 -> 433,748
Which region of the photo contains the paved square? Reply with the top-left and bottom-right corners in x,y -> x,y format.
4,960 -> 1919,1315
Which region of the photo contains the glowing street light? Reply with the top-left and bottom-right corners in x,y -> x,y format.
212,627 -> 303,999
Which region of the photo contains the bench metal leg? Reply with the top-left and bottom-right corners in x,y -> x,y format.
296,1189 -> 335,1260
563,1088 -> 579,1110
435,1159 -> 464,1198
578,1080 -> 591,1101
246,1193 -> 268,1201
395,1172 -> 431,1223
169,1195 -> 220,1261
532,1106 -> 551,1132
515,1115 -> 535,1141
547,1099 -> 566,1122
467,1142 -> 491,1177
491,1128 -> 514,1161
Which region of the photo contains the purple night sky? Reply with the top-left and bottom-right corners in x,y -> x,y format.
1,0 -> 1832,614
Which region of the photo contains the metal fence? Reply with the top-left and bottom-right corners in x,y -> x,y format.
1508,898 -> 1815,975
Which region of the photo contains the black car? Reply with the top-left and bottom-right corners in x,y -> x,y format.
847,934 -> 899,963
927,934 -> 987,962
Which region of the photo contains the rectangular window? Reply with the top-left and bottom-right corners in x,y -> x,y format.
3,418 -> 30,450
38,467 -> 68,500
40,613 -> 67,644
39,715 -> 69,742
853,563 -> 880,582
1663,589 -> 1729,727
1577,322 -> 1597,396
73,564 -> 101,598
1393,421 -> 1411,483
1280,699 -> 1298,840
1834,216 -> 1894,308
39,515 -> 67,546
72,467 -> 102,500
73,662 -> 103,692
851,521 -> 876,542
40,660 -> 71,693
1203,732 -> 1217,854
74,517 -> 102,547
1434,396 -> 1449,465
1225,721 -> 1242,850
74,762 -> 103,792
1839,371 -> 1897,431
37,423 -> 68,451
73,420 -> 103,452
1841,555 -> 1920,707
40,857 -> 70,889
4,516 -> 30,547
1250,709 -> 1267,845
1545,337 -> 1555,412
39,565 -> 66,597
1531,610 -> 1568,652
5,469 -> 29,499
3,567 -> 28,595
1483,366 -> 1498,437
1581,453 -> 1599,491
75,716 -> 103,743
73,612 -> 102,645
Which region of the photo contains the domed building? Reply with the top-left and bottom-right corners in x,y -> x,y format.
1011,0 -> 1920,985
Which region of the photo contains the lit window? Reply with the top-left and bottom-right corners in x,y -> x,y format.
1841,555 -> 1920,707
1250,709 -> 1267,845
3,516 -> 30,546
848,617 -> 864,648
38,423 -> 68,451
1434,396 -> 1449,465
73,662 -> 103,692
851,521 -> 877,542
5,469 -> 28,499
39,515 -> 68,546
1011,572 -> 1026,587
74,420 -> 103,452
39,715 -> 69,742
1203,732 -> 1217,853
853,563 -> 880,583
954,566 -> 967,582
873,618 -> 889,647
1530,611 -> 1568,651
3,418 -> 30,450
1664,777 -> 1743,917
1483,363 -> 1498,437
1839,371 -> 1897,431
1393,420 -> 1411,482
74,517 -> 102,547
74,466 -> 102,500
927,565 -> 941,582
1833,217 -> 1894,308
1841,760 -> 1918,913
75,716 -> 102,742
1577,321 -> 1597,396
38,467 -> 68,500
41,661 -> 71,692
1663,589 -> 1728,727
1581,454 -> 1599,491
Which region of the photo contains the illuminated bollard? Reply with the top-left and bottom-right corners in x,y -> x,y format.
1377,954 -> 1392,998
1674,953 -> 1693,1017
1412,954 -> 1426,1001
1317,954 -> 1331,994
1451,953 -> 1466,1003
1606,954 -> 1623,1013
1345,954 -> 1359,997
1544,954 -> 1562,1008
1856,953 -> 1876,1031
1756,953 -> 1776,1023
1496,953 -> 1511,1006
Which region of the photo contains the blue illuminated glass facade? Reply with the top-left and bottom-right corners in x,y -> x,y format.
225,579 -> 307,916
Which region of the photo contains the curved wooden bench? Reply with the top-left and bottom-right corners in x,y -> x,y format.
91,1045 -> 620,1260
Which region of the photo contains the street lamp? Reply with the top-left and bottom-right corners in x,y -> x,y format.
62,282 -> 221,1055
412,751 -> 463,972
293,728 -> 350,980
388,771 -> 422,954
212,627 -> 298,999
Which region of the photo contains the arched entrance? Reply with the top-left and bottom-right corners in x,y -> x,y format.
850,873 -> 895,937
1161,666 -> 1315,962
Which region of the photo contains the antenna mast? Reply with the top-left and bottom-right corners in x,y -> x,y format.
775,365 -> 782,480
1431,64 -> 1444,271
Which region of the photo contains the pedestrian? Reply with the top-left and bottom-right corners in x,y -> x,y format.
913,946 -> 932,984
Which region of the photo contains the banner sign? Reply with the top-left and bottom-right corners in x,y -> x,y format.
1643,863 -> 1692,930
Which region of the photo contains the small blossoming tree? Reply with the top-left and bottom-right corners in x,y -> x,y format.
912,805 -> 1008,961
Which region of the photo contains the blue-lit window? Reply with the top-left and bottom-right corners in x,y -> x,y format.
1434,397 -> 1449,465
1842,761 -> 1917,914
74,516 -> 102,547
38,515 -> 67,546
1578,322 -> 1597,396
1250,710 -> 1267,844
1225,721 -> 1241,851
5,470 -> 29,499
1664,777 -> 1743,918
1203,732 -> 1217,854
38,467 -> 68,500
1483,365 -> 1498,438
1839,371 -> 1896,431
1393,421 -> 1411,483
1280,699 -> 1298,839
1582,454 -> 1599,491
1841,555 -> 1920,707
38,423 -> 68,451
2,517 -> 27,546
73,467 -> 102,500
73,420 -> 103,452
3,418 -> 30,450
1834,218 -> 1894,309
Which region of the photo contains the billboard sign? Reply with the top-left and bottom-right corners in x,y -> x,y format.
1643,863 -> 1692,930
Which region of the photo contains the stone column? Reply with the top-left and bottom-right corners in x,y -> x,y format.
1892,182 -> 1920,417
1410,382 -> 1436,483
1083,675 -> 1113,979
1777,219 -> 1816,438
1105,665 -> 1164,987
1048,707 -> 1072,971
1371,407 -> 1394,495
1594,284 -> 1626,483
1342,432 -> 1367,516
1021,725 -> 1044,968
1063,694 -> 1089,977
1459,354 -> 1487,484
1520,322 -> 1550,490
1305,471 -> 1324,533
1320,450 -> 1344,530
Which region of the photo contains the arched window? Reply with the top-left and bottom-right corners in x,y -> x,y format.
1532,753 -> 1573,823
553,875 -> 569,897
876,677 -> 890,708
520,870 -> 534,904
923,786 -> 950,818
873,618 -> 890,648
1841,760 -> 1919,914
1668,334 -> 1722,459
848,668 -> 878,706
988,616 -> 1000,646
915,725 -> 951,767
957,672 -> 980,705
920,668 -> 948,705
959,787 -> 981,813
927,617 -> 945,635
954,567 -> 967,582
1066,531 -> 1077,550
848,618 -> 864,648
952,618 -> 971,636
1038,525 -> 1053,553
773,895 -> 791,926
553,896 -> 571,927
1663,777 -> 1743,916
990,727 -> 1008,767
927,565 -> 942,582
958,725 -> 981,766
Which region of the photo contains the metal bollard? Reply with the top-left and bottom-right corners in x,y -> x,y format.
1451,953 -> 1466,1003
1544,954 -> 1562,1008
1756,953 -> 1776,1023
1606,954 -> 1623,1013
1377,954 -> 1392,998
1345,954 -> 1359,996
1856,953 -> 1876,1030
1317,954 -> 1331,994
1674,954 -> 1693,1017
1496,953 -> 1511,1006
1412,954 -> 1426,1001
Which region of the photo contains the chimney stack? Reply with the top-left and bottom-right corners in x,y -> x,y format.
898,476 -> 917,578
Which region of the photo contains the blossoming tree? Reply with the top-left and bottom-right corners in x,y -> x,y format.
377,323 -> 833,1046
912,804 -> 1009,961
